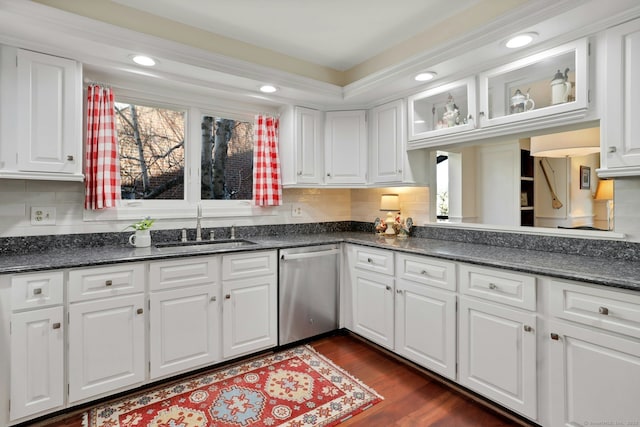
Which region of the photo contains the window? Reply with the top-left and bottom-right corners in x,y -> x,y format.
116,102 -> 186,200
200,116 -> 253,200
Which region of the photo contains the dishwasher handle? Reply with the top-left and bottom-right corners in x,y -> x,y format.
280,248 -> 340,261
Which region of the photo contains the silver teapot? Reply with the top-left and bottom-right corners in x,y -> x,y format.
510,89 -> 535,114
551,68 -> 571,105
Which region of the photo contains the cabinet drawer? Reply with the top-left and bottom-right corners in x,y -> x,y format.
549,280 -> 640,339
396,253 -> 456,291
353,246 -> 394,276
460,264 -> 536,310
222,251 -> 276,281
11,271 -> 63,311
149,256 -> 217,291
68,263 -> 145,302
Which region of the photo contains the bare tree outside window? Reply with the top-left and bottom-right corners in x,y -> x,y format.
201,116 -> 253,200
115,102 -> 185,199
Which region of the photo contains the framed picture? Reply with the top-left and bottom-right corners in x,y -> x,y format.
580,165 -> 591,189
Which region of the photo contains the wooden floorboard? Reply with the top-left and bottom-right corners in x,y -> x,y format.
23,333 -> 530,426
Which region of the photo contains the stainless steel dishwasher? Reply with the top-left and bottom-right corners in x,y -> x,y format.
278,244 -> 340,345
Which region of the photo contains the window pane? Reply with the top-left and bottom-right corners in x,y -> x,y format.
200,116 -> 253,200
115,102 -> 185,200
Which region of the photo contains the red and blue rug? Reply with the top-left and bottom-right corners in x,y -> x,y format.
85,345 -> 382,426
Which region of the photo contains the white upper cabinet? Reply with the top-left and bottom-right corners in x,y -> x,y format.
408,77 -> 477,144
599,18 -> 640,177
479,38 -> 589,128
294,106 -> 324,184
324,110 -> 367,185
0,46 -> 82,180
370,99 -> 429,185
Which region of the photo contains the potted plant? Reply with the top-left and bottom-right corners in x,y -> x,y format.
125,217 -> 155,247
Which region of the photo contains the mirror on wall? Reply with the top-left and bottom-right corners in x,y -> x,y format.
435,125 -> 614,232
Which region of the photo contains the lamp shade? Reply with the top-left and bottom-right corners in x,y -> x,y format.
594,179 -> 614,200
530,127 -> 600,157
380,194 -> 400,211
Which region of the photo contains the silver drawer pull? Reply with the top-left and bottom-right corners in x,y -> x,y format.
396,289 -> 402,294
550,333 -> 560,341
67,155 -> 74,161
488,283 -> 497,290
52,322 -> 61,330
599,306 -> 609,315
523,325 -> 534,333
210,296 -> 217,302
420,270 -> 428,275
367,258 -> 373,263
105,280 -> 113,286
33,288 -> 43,295
136,308 -> 144,315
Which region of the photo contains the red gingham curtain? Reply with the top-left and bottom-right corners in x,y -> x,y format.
84,85 -> 121,210
253,115 -> 282,206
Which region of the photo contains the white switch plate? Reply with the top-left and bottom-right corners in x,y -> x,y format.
31,206 -> 56,225
291,205 -> 303,217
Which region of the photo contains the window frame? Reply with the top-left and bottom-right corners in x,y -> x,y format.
83,81 -> 278,223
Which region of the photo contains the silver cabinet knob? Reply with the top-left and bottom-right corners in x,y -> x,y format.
210,296 -> 217,302
33,288 -> 42,295
105,280 -> 113,286
488,283 -> 497,290
385,285 -> 392,291
608,146 -> 617,153
136,308 -> 144,315
67,155 -> 74,161
367,258 -> 373,263
523,325 -> 534,333
396,289 -> 402,294
420,270 -> 428,275
326,173 -> 331,177
52,322 -> 61,330
225,294 -> 231,299
297,171 -> 302,176
599,306 -> 609,315
550,333 -> 560,341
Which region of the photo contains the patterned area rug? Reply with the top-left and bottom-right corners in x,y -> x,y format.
85,345 -> 382,427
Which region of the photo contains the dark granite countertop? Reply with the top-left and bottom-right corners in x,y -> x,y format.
1,232 -> 638,292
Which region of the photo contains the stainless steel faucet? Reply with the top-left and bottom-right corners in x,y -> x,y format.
196,204 -> 202,241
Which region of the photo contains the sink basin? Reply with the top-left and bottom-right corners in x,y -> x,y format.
155,239 -> 257,252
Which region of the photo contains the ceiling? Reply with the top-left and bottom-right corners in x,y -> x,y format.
110,0 -> 485,71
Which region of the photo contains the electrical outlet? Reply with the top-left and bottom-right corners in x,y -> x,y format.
31,207 -> 56,225
291,205 -> 303,217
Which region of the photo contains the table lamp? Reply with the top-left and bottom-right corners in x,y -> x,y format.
594,179 -> 614,231
380,194 -> 400,235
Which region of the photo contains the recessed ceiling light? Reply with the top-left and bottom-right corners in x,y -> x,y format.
505,32 -> 538,49
414,71 -> 437,82
259,85 -> 278,93
131,55 -> 156,67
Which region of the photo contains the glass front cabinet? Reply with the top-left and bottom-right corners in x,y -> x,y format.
478,39 -> 589,127
407,77 -> 476,142
407,39 -> 590,147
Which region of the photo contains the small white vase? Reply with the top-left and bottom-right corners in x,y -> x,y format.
129,230 -> 151,247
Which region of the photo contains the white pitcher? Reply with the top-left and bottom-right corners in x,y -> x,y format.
551,68 -> 572,105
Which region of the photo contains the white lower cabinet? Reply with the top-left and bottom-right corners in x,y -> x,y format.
548,320 -> 640,426
395,278 -> 456,380
459,296 -> 538,419
352,269 -> 395,349
68,293 -> 146,403
10,306 -> 64,420
222,251 -> 277,359
149,256 -> 219,379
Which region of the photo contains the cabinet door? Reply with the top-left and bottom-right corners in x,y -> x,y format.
370,100 -> 404,184
324,110 -> 367,185
149,285 -> 219,379
295,107 -> 323,184
548,320 -> 640,426
352,269 -> 394,350
16,49 -> 80,174
68,294 -> 145,403
222,275 -> 277,359
459,296 -> 537,419
601,18 -> 640,175
10,307 -> 64,421
395,278 -> 456,380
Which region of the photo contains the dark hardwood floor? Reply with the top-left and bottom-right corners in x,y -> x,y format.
26,333 -> 529,427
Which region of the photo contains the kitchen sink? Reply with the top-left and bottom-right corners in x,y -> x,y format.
154,239 -> 257,252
